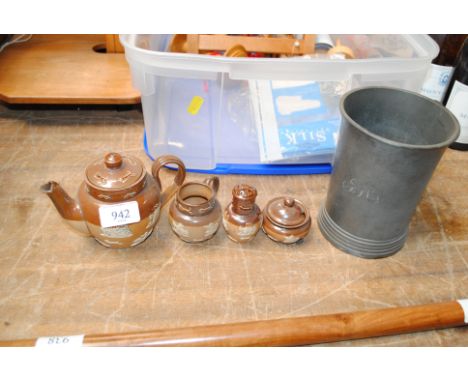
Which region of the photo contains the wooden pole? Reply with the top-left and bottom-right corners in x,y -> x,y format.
1,300 -> 466,347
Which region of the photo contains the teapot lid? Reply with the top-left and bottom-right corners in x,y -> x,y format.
85,152 -> 145,191
264,196 -> 310,228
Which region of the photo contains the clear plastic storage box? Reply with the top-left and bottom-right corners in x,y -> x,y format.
120,35 -> 438,174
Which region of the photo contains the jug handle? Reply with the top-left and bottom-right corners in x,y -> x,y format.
151,155 -> 186,207
203,176 -> 219,196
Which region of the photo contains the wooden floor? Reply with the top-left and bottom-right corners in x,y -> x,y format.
0,35 -> 140,105
0,103 -> 466,346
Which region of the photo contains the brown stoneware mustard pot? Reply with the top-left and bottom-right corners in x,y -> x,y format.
223,184 -> 262,243
263,196 -> 311,244
41,153 -> 186,248
169,176 -> 222,243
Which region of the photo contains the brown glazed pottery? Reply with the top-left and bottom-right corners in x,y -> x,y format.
169,176 -> 222,243
262,196 -> 311,244
41,153 -> 186,248
223,184 -> 262,243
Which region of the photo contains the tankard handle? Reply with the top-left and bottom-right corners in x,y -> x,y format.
151,155 -> 186,207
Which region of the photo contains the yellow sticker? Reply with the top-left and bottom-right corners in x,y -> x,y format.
187,96 -> 204,115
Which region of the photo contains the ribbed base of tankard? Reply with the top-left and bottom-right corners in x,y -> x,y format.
317,206 -> 408,259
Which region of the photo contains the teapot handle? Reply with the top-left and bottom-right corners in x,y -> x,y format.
203,176 -> 219,196
151,155 -> 186,207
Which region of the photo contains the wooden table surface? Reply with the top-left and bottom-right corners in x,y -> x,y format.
0,35 -> 140,105
0,103 -> 466,346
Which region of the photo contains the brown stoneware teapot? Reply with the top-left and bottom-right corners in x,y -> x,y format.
41,153 -> 186,248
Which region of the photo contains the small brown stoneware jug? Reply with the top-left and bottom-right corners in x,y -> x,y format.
223,184 -> 262,243
263,196 -> 311,244
41,153 -> 186,248
169,176 -> 222,243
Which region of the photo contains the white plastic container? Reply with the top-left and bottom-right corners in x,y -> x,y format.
120,35 -> 438,174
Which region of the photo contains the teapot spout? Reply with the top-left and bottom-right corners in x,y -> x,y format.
40,181 -> 90,236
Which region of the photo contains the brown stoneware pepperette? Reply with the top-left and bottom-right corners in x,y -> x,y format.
263,196 -> 311,244
169,176 -> 222,243
41,153 -> 186,248
223,184 -> 262,243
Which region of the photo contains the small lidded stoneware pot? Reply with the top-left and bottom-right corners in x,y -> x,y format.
263,196 -> 311,244
169,176 -> 222,243
223,184 -> 262,243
